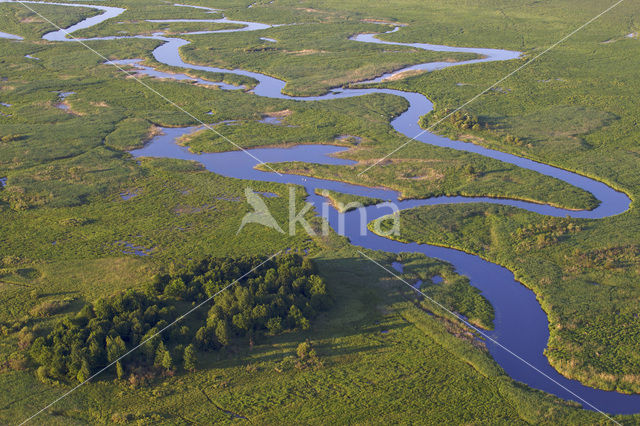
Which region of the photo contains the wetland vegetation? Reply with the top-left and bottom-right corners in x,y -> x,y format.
1,0 -> 640,423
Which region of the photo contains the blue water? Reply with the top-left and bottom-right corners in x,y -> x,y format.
7,0 -> 638,414
106,59 -> 242,91
259,115 -> 282,125
0,30 -> 22,40
120,190 -> 138,200
131,130 -> 640,414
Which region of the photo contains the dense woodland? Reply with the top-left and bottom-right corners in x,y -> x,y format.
27,254 -> 330,383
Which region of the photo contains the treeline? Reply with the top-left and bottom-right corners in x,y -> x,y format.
28,254 -> 330,384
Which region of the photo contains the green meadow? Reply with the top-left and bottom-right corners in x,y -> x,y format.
1,0 -> 640,423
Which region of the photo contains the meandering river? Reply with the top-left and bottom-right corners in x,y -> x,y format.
3,0 -> 638,414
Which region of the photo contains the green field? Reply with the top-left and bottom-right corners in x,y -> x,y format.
1,0 -> 640,423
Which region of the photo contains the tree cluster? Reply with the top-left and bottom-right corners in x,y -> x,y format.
28,254 -> 330,383
419,109 -> 527,146
448,111 -> 483,131
514,217 -> 582,249
420,109 -> 487,131
568,245 -> 640,271
503,133 -> 523,146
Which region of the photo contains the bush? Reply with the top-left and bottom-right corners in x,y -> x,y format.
296,341 -> 315,360
296,340 -> 322,369
17,327 -> 35,349
183,344 -> 197,372
8,353 -> 28,371
35,365 -> 49,383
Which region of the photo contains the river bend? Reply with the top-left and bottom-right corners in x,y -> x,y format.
2,0 -> 637,414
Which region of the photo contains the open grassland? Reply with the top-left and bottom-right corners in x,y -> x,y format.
350,0 -> 640,393
382,202 -> 640,395
0,241 -> 617,424
1,0 -> 640,422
